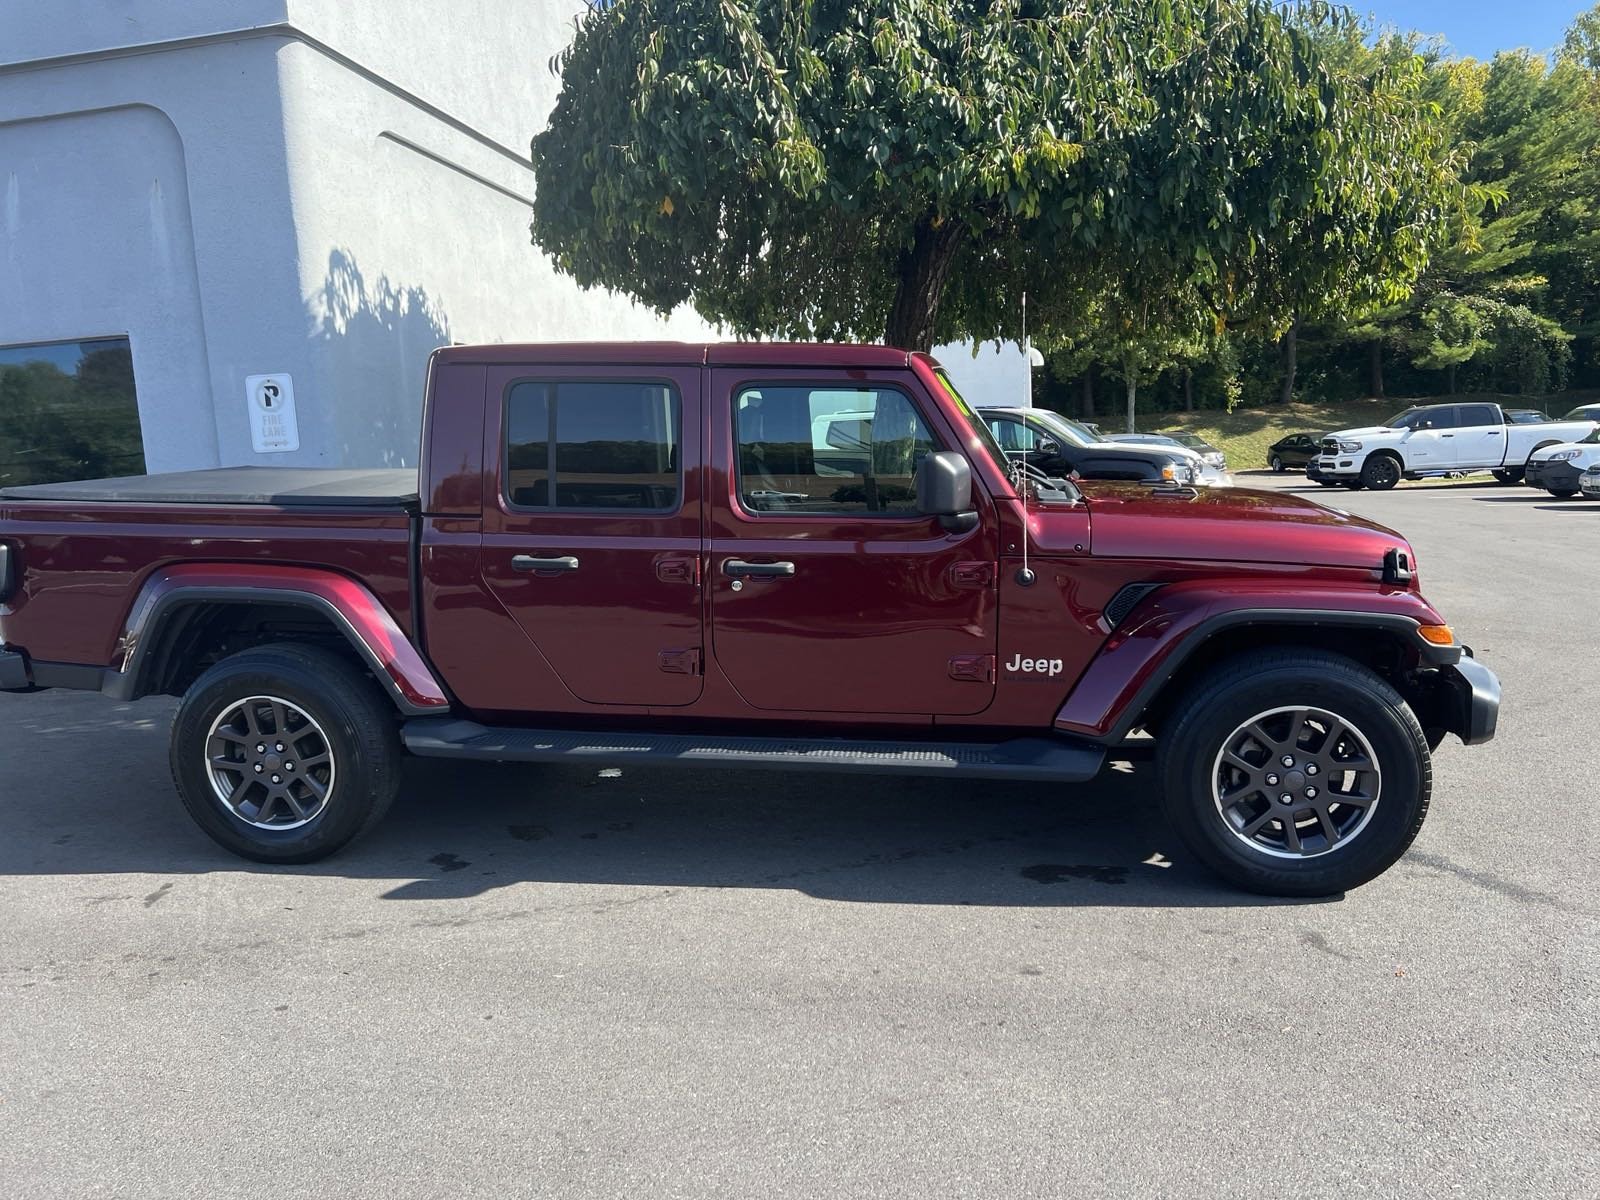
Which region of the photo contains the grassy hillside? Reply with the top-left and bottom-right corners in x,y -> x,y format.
1144,391 -> 1600,472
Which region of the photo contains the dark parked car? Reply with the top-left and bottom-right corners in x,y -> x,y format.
1505,408 -> 1551,425
981,408 -> 1198,486
1268,434 -> 1321,472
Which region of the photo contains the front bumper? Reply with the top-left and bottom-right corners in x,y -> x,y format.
1441,653 -> 1500,746
0,647 -> 30,691
1313,456 -> 1360,479
1524,459 -> 1581,491
1580,471 -> 1600,498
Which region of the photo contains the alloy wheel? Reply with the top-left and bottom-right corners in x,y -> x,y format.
1211,706 -> 1381,858
205,696 -> 337,830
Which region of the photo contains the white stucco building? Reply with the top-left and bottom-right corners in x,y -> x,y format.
0,1 -> 1027,481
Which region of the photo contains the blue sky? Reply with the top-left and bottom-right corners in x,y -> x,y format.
1363,2 -> 1587,59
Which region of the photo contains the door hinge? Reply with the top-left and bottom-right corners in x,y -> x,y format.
655,557 -> 700,585
948,654 -> 996,683
659,647 -> 703,676
949,561 -> 994,587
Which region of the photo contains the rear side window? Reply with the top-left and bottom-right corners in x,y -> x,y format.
505,380 -> 680,511
734,385 -> 941,515
1459,405 -> 1499,428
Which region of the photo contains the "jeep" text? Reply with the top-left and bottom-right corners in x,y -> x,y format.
1004,653 -> 1063,677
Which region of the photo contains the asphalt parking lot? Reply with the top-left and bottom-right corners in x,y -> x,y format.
1,473 -> 1595,1199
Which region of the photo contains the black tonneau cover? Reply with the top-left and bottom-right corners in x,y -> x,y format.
0,467 -> 419,508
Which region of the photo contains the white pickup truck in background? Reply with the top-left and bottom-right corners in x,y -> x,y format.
1314,401 -> 1600,490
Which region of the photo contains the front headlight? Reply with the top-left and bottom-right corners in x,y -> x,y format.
1550,450 -> 1582,461
1338,440 -> 1363,453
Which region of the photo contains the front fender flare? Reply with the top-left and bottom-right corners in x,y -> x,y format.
1054,582 -> 1457,743
109,564 -> 450,715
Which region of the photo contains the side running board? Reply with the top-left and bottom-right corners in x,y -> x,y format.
401,720 -> 1106,783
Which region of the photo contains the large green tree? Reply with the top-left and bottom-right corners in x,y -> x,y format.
533,0 -> 1462,366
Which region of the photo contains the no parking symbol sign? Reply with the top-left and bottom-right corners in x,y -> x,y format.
245,373 -> 301,453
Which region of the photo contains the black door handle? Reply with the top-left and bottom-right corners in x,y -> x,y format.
723,559 -> 796,578
513,555 -> 580,573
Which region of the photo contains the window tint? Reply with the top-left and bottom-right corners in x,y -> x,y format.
0,337 -> 144,486
734,385 -> 940,515
506,380 -> 679,510
1459,405 -> 1499,429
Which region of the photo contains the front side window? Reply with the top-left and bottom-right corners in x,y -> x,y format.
506,380 -> 680,511
734,385 -> 940,515
0,337 -> 144,486
988,416 -> 1037,453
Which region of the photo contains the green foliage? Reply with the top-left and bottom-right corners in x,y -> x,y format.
533,0 -> 1464,354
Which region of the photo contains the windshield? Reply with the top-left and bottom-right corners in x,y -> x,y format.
1385,408 -> 1423,429
931,369 -> 1010,475
1027,409 -> 1098,447
1167,432 -> 1212,451
1564,406 -> 1600,422
1583,427 -> 1600,445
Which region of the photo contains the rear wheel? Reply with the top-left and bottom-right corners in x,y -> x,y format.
1493,468 -> 1523,484
171,645 -> 401,863
1550,487 -> 1580,499
1360,454 -> 1402,491
1156,649 -> 1430,896
1270,455 -> 1285,473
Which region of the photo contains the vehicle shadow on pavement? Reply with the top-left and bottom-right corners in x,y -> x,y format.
0,694 -> 1319,909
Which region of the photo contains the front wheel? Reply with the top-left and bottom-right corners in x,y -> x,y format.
1549,487 -> 1580,499
1493,468 -> 1523,484
1156,649 -> 1430,896
170,644 -> 402,863
1360,454 -> 1402,490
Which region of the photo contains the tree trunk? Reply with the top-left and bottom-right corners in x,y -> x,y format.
1369,340 -> 1385,399
1080,369 -> 1095,419
1279,318 -> 1298,405
1183,367 -> 1194,413
883,217 -> 967,352
1448,363 -> 1458,395
1125,375 -> 1138,434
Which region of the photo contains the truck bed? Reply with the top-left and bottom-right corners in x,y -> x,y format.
0,466 -> 419,508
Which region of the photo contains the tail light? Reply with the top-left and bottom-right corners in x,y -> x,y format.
0,543 -> 14,603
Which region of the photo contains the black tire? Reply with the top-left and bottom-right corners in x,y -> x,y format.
1156,649 -> 1431,897
1549,487 -> 1580,499
170,644 -> 402,863
1360,453 -> 1402,491
1342,480 -> 1364,490
1493,468 -> 1523,484
1317,479 -> 1340,488
1270,455 -> 1285,473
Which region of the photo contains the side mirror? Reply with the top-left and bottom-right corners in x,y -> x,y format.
1036,438 -> 1061,458
915,451 -> 979,533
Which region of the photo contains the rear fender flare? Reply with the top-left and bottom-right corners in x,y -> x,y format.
110,564 -> 450,715
1054,582 -> 1457,743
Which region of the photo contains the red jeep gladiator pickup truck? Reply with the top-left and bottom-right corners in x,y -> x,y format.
0,343 -> 1498,895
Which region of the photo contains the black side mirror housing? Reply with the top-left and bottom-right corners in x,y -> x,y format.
915,451 -> 979,533
1036,438 -> 1061,458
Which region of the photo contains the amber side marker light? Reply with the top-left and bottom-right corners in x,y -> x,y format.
1418,624 -> 1456,646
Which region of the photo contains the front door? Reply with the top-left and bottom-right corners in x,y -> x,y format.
707,368 -> 999,717
1400,407 -> 1458,469
480,365 -> 704,708
1451,404 -> 1506,468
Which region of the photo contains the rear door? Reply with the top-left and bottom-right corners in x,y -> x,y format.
480,364 -> 704,707
1452,404 -> 1508,467
707,368 -> 999,717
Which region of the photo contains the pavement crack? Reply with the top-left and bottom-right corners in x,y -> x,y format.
142,882 -> 173,908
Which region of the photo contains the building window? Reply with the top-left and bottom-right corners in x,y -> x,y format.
0,337 -> 145,486
505,380 -> 681,511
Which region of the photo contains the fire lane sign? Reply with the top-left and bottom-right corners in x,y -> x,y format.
245,373 -> 300,453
